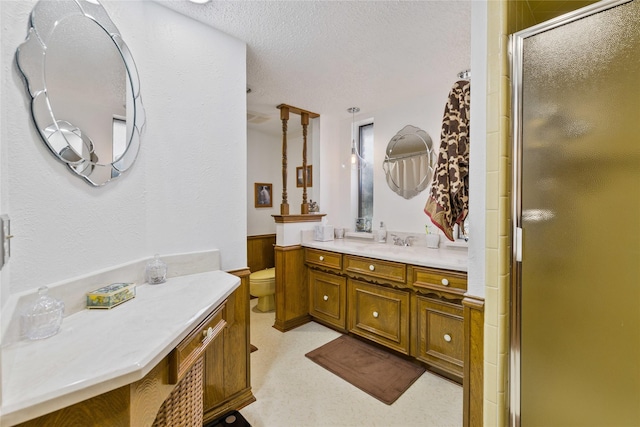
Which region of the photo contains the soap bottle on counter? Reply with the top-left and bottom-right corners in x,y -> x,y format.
377,221 -> 387,243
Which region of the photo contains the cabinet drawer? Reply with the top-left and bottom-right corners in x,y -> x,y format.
345,255 -> 406,284
169,302 -> 226,384
348,279 -> 410,354
309,270 -> 347,330
414,296 -> 463,380
411,266 -> 467,294
305,248 -> 342,270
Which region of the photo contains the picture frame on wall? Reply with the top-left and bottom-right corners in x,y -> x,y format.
296,165 -> 312,188
254,183 -> 273,208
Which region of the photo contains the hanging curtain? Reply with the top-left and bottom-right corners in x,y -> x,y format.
424,80 -> 470,241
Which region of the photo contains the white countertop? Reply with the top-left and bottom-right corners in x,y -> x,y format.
302,238 -> 468,272
1,270 -> 240,426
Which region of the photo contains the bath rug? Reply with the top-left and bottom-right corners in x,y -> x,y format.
305,334 -> 425,405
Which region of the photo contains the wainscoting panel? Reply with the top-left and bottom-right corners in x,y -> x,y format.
247,234 -> 276,273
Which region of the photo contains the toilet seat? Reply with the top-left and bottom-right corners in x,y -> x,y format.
250,268 -> 275,283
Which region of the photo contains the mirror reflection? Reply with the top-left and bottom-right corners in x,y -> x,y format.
382,125 -> 435,199
16,0 -> 145,186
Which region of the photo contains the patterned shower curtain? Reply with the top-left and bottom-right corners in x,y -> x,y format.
424,80 -> 470,241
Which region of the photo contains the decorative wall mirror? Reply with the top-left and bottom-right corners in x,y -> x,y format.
16,0 -> 145,186
382,125 -> 435,199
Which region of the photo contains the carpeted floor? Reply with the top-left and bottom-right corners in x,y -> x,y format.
240,299 -> 462,426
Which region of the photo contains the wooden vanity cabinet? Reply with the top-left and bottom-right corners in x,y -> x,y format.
409,265 -> 467,382
202,270 -> 255,423
348,279 -> 411,354
309,269 -> 347,331
304,248 -> 468,383
414,295 -> 464,380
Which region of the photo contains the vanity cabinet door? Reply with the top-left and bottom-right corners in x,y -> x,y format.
348,279 -> 410,354
202,273 -> 254,422
414,295 -> 464,381
309,270 -> 347,331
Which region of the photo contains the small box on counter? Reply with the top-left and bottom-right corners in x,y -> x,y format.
314,224 -> 334,241
86,282 -> 136,309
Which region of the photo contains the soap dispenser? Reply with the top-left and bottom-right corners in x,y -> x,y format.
377,221 -> 387,243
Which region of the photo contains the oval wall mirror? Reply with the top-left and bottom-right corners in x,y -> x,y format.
382,125 -> 435,199
16,0 -> 145,186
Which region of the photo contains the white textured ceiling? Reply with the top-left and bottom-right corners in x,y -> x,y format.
157,0 -> 471,135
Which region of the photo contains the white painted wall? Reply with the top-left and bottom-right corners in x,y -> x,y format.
247,124 -> 319,236
247,128 -> 279,235
1,1 -> 247,298
321,74 -> 465,237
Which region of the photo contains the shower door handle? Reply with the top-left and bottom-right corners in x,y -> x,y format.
515,227 -> 523,262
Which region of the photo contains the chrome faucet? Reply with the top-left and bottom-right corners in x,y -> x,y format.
391,235 -> 415,247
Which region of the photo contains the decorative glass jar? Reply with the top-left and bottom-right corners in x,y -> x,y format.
22,286 -> 64,340
145,254 -> 167,284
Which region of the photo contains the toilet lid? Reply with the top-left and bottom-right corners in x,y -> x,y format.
250,267 -> 275,281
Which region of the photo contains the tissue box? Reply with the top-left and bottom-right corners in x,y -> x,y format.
314,225 -> 334,241
86,282 -> 136,309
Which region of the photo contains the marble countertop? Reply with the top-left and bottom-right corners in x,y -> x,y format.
1,270 -> 240,427
302,238 -> 468,272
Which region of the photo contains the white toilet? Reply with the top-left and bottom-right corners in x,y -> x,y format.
249,267 -> 276,312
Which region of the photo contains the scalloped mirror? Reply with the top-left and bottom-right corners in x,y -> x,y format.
16,0 -> 145,186
382,125 -> 435,199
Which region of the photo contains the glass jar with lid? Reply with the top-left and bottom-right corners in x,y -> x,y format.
145,254 -> 167,284
21,286 -> 64,340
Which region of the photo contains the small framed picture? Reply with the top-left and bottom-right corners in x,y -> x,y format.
254,183 -> 273,208
296,165 -> 312,188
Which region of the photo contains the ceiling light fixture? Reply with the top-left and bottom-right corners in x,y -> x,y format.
341,107 -> 366,170
188,0 -> 211,4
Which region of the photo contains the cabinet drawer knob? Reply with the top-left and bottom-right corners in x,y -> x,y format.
441,278 -> 449,286
369,264 -> 375,271
202,327 -> 214,341
319,255 -> 324,261
444,334 -> 452,342
373,311 -> 379,318
323,295 -> 329,301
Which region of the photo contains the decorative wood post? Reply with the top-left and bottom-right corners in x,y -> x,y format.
276,104 -> 319,216
279,106 -> 289,215
300,112 -> 309,214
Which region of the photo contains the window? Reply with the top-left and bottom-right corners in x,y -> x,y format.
357,123 -> 374,219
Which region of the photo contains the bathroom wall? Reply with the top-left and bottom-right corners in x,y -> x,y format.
322,77 -> 470,243
0,1 -> 247,298
246,128 -> 280,236
247,123 -> 319,236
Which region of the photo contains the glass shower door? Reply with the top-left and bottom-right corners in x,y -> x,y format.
512,0 -> 640,425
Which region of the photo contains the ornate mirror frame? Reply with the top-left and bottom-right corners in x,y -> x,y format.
16,0 -> 145,186
382,125 -> 435,199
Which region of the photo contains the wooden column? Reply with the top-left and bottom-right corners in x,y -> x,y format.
273,245 -> 310,332
300,112 -> 309,214
279,106 -> 290,215
276,104 -> 319,216
271,214 -> 325,332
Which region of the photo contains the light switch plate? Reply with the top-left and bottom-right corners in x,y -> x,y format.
0,214 -> 10,269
